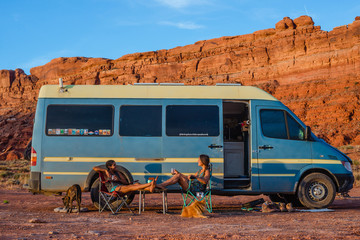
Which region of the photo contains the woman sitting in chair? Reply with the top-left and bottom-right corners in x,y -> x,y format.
157,154 -> 211,192
93,160 -> 158,194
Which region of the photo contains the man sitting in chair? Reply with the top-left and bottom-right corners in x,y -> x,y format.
157,154 -> 211,193
93,160 -> 158,194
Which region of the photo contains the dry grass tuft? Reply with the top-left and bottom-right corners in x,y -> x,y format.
0,159 -> 30,189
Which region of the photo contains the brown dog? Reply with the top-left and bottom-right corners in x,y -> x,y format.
181,200 -> 208,218
62,184 -> 82,213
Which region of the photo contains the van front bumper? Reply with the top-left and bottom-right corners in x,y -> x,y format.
334,173 -> 354,193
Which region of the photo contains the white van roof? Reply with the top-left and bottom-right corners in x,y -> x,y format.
38,85 -> 278,101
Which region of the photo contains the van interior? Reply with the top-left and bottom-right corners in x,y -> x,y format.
223,101 -> 250,189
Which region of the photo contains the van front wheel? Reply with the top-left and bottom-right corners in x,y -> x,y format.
297,173 -> 336,209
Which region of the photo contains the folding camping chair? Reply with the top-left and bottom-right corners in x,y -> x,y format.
181,164 -> 212,213
98,172 -> 134,215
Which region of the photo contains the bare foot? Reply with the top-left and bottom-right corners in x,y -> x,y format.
149,176 -> 158,193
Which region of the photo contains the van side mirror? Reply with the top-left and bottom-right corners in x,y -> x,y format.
305,126 -> 312,141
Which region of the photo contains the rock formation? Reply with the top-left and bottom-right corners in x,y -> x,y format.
1,15 -> 360,160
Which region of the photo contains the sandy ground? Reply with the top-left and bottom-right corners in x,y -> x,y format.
1,187 -> 360,240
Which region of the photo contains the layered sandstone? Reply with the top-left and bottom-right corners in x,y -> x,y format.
1,15 -> 360,160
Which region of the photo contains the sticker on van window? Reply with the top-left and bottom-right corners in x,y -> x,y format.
179,133 -> 209,136
47,128 -> 112,136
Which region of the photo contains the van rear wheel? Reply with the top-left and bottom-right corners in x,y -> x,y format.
90,166 -> 135,211
297,173 -> 336,209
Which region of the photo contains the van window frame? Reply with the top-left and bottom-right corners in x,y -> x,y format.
260,109 -> 305,141
45,104 -> 115,137
165,105 -> 220,137
119,105 -> 162,137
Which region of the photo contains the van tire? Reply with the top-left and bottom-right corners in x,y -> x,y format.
297,173 -> 336,209
90,166 -> 135,211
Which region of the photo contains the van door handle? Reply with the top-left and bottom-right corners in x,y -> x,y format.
208,144 -> 223,149
259,145 -> 274,150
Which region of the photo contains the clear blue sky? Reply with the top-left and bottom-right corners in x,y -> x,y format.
1,0 -> 359,74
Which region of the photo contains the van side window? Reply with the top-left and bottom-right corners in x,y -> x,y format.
46,105 -> 114,136
120,106 -> 162,137
260,110 -> 287,139
286,113 -> 305,140
260,110 -> 305,140
166,105 -> 219,136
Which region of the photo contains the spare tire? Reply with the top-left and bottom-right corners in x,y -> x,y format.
90,165 -> 135,211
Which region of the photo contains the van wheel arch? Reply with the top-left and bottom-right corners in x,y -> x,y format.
85,169 -> 99,192
86,164 -> 135,190
297,169 -> 339,193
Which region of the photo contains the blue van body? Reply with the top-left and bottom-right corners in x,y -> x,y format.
29,84 -> 354,208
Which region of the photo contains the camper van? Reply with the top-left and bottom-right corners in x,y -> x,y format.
29,84 -> 354,209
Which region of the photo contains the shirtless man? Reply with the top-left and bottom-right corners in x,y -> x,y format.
93,160 -> 157,194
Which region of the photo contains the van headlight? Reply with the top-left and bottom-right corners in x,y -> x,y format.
341,161 -> 352,172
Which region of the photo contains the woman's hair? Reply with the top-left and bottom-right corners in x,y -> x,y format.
105,160 -> 116,170
199,154 -> 210,168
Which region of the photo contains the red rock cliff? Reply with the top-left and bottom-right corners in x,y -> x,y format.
1,15 -> 360,160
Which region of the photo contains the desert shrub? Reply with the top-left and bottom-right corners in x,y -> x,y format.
0,160 -> 30,189
340,145 -> 354,150
13,173 -> 21,180
0,171 -> 13,178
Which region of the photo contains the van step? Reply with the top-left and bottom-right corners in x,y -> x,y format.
224,179 -> 250,189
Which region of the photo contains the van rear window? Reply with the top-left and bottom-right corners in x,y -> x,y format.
166,105 -> 219,136
120,106 -> 162,137
46,105 -> 114,136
